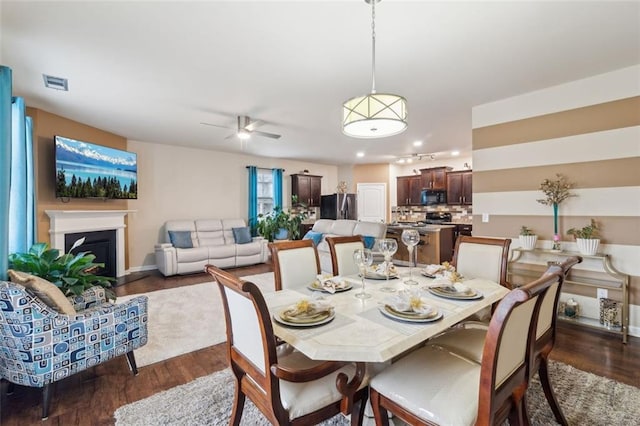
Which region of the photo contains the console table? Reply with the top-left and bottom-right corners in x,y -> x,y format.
508,248 -> 630,343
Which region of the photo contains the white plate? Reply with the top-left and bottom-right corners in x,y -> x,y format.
427,286 -> 483,300
378,306 -> 443,323
307,281 -> 353,293
273,310 -> 336,327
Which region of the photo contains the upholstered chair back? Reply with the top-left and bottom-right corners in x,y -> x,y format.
223,285 -> 267,374
452,236 -> 512,288
270,240 -> 321,291
476,270 -> 561,424
535,279 -> 559,339
493,295 -> 538,388
325,236 -> 364,276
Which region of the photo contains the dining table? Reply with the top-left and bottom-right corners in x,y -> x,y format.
262,267 -> 511,412
264,268 -> 509,363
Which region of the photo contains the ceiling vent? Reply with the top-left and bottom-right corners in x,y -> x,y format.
42,74 -> 69,91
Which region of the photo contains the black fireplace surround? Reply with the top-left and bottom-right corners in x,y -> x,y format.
64,230 -> 117,278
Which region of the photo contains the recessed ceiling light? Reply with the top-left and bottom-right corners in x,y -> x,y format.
356,152 -> 365,158
397,159 -> 405,164
413,141 -> 422,147
406,158 -> 413,164
42,74 -> 69,91
451,150 -> 460,156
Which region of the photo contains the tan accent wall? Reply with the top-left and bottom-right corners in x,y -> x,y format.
474,96 -> 640,149
28,108 -> 131,267
472,78 -> 639,331
353,163 -> 390,221
473,158 -> 640,193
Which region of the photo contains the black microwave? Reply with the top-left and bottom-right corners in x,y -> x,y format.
420,189 -> 446,206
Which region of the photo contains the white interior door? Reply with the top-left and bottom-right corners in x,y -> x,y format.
357,183 -> 387,223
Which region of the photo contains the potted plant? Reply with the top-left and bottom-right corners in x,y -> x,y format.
567,218 -> 600,255
519,226 -> 538,250
8,238 -> 116,300
256,207 -> 306,242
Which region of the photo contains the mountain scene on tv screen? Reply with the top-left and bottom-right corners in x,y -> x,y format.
55,137 -> 137,199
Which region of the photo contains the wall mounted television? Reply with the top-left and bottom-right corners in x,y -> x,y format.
55,135 -> 138,199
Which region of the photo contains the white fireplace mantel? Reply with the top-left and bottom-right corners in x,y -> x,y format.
45,210 -> 136,277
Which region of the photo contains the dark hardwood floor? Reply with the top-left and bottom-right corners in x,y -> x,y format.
2,263 -> 638,425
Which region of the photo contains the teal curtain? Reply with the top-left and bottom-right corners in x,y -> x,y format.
272,168 -> 283,209
247,166 -> 258,234
0,66 -> 12,280
9,97 -> 36,254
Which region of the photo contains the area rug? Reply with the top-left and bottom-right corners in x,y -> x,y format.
118,272 -> 275,367
114,361 -> 640,425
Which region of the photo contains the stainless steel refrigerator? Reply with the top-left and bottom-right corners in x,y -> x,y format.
320,193 -> 357,220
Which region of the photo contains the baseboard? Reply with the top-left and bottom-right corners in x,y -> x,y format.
127,265 -> 158,274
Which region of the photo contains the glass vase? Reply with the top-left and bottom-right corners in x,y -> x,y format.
551,203 -> 561,251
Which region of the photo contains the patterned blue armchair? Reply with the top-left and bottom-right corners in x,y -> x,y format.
0,281 -> 148,419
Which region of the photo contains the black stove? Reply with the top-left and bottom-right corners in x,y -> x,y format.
424,212 -> 452,224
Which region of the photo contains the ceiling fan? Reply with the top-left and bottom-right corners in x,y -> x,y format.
200,115 -> 281,140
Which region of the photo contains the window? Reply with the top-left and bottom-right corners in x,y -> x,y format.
257,169 -> 274,216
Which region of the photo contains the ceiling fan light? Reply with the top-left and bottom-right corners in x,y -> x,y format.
237,129 -> 251,140
343,93 -> 407,138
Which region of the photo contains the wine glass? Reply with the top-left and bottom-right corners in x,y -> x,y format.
353,248 -> 373,299
378,238 -> 398,293
401,229 -> 420,285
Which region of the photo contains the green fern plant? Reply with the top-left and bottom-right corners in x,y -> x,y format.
8,239 -> 116,300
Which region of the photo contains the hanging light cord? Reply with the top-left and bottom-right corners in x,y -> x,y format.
371,0 -> 377,94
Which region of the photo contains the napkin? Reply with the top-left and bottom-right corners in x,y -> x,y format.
385,291 -> 434,315
371,263 -> 397,275
314,274 -> 348,293
284,298 -> 334,318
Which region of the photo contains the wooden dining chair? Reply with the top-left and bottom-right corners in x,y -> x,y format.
452,235 -> 512,288
269,239 -> 321,291
325,235 -> 365,276
427,256 -> 582,425
205,265 -> 368,425
369,267 -> 562,426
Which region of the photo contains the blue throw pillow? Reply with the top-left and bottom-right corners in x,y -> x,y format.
302,230 -> 323,246
168,230 -> 193,249
232,226 -> 252,244
363,236 -> 376,250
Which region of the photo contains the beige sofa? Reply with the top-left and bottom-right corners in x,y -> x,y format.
155,219 -> 268,276
309,219 -> 387,273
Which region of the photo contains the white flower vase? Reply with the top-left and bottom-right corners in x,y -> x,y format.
519,235 -> 538,250
576,238 -> 600,255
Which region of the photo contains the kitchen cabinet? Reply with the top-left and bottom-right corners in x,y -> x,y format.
509,249 -> 630,343
452,223 -> 473,249
396,175 -> 422,206
420,167 -> 451,190
386,227 -> 453,265
446,170 -> 472,205
291,174 -> 322,207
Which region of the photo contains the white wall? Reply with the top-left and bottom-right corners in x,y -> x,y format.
126,140 -> 338,270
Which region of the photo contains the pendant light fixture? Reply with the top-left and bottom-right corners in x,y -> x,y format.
343,0 -> 407,139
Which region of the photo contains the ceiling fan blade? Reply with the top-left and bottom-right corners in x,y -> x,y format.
200,122 -> 232,129
251,130 -> 281,139
244,119 -> 264,131
224,133 -> 237,140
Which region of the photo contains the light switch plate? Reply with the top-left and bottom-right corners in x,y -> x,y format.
597,288 -> 608,300
482,213 -> 489,223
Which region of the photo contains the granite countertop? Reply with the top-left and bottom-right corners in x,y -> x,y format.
443,221 -> 473,225
386,224 -> 455,234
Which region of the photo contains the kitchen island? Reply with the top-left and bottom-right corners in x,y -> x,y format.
385,224 -> 454,265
